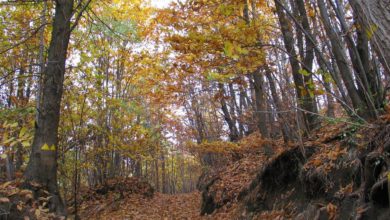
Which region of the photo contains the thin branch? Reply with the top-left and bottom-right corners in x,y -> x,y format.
69,0 -> 93,33
0,22 -> 49,55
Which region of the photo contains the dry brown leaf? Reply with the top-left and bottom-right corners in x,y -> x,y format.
17,203 -> 23,211
326,203 -> 337,220
0,197 -> 10,203
19,189 -> 32,195
1,181 -> 12,188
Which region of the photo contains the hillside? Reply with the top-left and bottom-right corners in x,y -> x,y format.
72,120 -> 390,219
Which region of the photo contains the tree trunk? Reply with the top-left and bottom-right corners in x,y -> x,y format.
330,0 -> 378,116
161,153 -> 167,193
252,70 -> 269,138
218,83 -> 239,141
350,0 -> 390,76
24,0 -> 74,216
274,0 -> 318,132
264,66 -> 290,142
317,0 -> 374,119
155,159 -> 159,192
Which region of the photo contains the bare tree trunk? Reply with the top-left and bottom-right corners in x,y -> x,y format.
36,0 -> 47,123
5,153 -> 15,180
264,66 -> 290,142
350,0 -> 390,76
161,152 -> 167,193
274,0 -> 318,132
155,158 -> 159,192
317,0 -> 374,119
15,68 -> 26,171
252,71 -> 269,138
218,83 -> 239,141
24,0 -> 74,215
228,83 -> 242,139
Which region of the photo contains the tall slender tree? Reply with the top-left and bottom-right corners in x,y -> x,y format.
24,0 -> 91,215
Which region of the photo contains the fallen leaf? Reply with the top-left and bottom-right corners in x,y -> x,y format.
0,197 -> 10,203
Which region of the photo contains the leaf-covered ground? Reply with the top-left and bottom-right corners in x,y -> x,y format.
3,121 -> 390,219
80,191 -> 205,220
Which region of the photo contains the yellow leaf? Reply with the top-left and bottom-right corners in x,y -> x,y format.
19,127 -> 27,138
10,122 -> 18,128
1,181 -> 12,188
35,208 -> 40,218
3,137 -> 15,145
224,41 -> 234,57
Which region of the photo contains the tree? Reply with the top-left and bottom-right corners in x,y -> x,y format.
24,0 -> 90,215
350,0 -> 390,76
274,0 -> 319,132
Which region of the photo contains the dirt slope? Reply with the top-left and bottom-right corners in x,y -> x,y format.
198,121 -> 390,219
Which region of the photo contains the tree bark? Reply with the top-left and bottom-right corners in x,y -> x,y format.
264,66 -> 290,142
252,70 -> 269,138
161,152 -> 167,193
350,0 -> 390,76
24,0 -> 74,216
317,0 -> 374,119
274,0 -> 318,131
218,83 -> 239,141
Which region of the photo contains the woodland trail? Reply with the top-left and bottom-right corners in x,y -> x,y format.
81,191 -> 209,220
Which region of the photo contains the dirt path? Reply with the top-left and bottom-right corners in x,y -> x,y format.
82,191 -> 208,220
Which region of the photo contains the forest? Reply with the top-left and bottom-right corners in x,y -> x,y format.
1,0 -> 390,219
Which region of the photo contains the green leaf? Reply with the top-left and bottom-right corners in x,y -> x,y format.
324,72 -> 333,83
299,69 -> 310,77
0,154 -> 6,159
309,90 -> 315,98
306,79 -> 315,90
218,4 -> 234,16
21,141 -> 30,147
366,24 -> 378,40
237,47 -> 249,55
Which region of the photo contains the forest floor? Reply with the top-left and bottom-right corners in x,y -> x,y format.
80,191 -> 205,220
3,120 -> 390,219
75,177 -> 209,220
